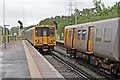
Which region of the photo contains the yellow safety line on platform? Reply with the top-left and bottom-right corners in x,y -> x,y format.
22,40 -> 42,78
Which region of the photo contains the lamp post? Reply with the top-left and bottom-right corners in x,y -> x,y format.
4,25 -> 10,48
3,0 -> 6,49
3,0 -> 10,48
8,29 -> 10,43
5,26 -> 10,43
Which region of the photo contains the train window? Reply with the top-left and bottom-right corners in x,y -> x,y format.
35,27 -> 49,37
82,30 -> 86,40
77,30 -> 81,40
43,28 -> 49,36
96,28 -> 103,42
103,28 -> 112,42
35,27 -> 42,37
49,28 -> 55,36
43,30 -> 47,36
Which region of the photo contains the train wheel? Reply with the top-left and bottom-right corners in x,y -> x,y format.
70,53 -> 72,57
69,50 -> 72,57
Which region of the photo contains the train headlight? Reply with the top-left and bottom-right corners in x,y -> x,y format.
51,40 -> 55,43
35,39 -> 40,43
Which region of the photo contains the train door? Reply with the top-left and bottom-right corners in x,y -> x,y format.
72,28 -> 77,49
64,29 -> 68,47
87,26 -> 94,53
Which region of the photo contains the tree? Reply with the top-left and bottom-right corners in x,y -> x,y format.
10,27 -> 19,36
93,0 -> 102,14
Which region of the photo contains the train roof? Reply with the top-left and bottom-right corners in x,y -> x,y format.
26,25 -> 55,32
65,17 -> 119,29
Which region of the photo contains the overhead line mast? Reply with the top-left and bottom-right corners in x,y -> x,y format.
68,0 -> 77,24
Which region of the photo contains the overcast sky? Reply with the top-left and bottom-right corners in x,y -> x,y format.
0,0 -> 119,29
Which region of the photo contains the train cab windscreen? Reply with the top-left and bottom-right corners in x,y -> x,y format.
35,27 -> 42,37
35,27 -> 55,37
49,28 -> 55,36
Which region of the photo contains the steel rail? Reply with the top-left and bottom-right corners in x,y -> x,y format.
51,51 -> 95,80
56,41 -> 120,79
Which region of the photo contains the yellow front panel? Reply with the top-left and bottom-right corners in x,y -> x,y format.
48,26 -> 56,46
33,27 -> 43,46
43,37 -> 47,44
34,37 -> 43,46
48,36 -> 56,46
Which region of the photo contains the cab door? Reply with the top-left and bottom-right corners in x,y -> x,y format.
87,26 -> 94,53
64,29 -> 68,47
72,28 -> 77,49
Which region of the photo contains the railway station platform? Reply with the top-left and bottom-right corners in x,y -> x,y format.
56,40 -> 64,47
1,40 -> 64,79
56,40 -> 64,44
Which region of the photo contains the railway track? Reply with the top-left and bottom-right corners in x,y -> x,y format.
55,42 -> 120,80
31,41 -> 120,79
51,51 -> 94,80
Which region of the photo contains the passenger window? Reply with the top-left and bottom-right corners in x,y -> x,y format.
103,28 -> 112,42
77,30 -> 81,40
49,28 -> 54,36
96,28 -> 103,42
82,30 -> 86,40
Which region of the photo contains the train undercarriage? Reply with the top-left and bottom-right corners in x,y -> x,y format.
66,48 -> 120,75
35,45 -> 54,54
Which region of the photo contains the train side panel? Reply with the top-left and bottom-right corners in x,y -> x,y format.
112,19 -> 120,61
65,18 -> 119,62
76,27 -> 82,52
64,18 -> 120,74
92,18 -> 119,61
26,28 -> 34,45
